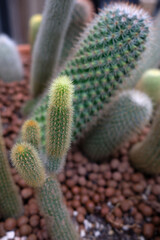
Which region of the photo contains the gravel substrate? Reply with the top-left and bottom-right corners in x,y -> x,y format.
0,46 -> 160,240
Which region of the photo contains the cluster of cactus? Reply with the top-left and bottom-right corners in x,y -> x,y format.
0,34 -> 24,82
81,90 -> 153,161
0,116 -> 23,219
31,2 -> 153,156
136,69 -> 160,104
11,76 -> 79,240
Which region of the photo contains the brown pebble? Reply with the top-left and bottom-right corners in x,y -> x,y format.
4,218 -> 16,231
112,172 -> 122,181
78,167 -> 87,176
101,206 -> 109,217
138,203 -> 153,217
77,206 -> 87,215
132,183 -> 145,193
86,201 -> 95,213
152,184 -> 160,195
120,200 -> 132,212
17,216 -> 29,227
81,195 -> 89,204
105,187 -> 115,197
27,233 -> 37,240
143,223 -> 154,239
110,159 -> 120,170
20,224 -> 32,236
21,188 -> 33,199
135,212 -> 143,223
29,203 -> 39,215
114,208 -> 122,218
30,215 -> 40,227
0,222 -> 5,237
76,214 -> 84,224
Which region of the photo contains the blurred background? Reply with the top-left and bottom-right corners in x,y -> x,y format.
0,0 -> 159,43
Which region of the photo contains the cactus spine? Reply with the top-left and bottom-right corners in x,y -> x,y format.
81,90 -> 152,161
0,117 -> 23,219
11,143 -> 45,187
32,3 -> 152,151
31,0 -> 76,97
22,119 -> 41,150
136,69 -> 160,104
29,14 -> 42,50
130,109 -> 160,174
59,0 -> 94,67
0,34 -> 23,82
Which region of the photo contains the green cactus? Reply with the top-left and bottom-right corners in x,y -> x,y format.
22,119 -> 41,150
11,142 -> 45,187
37,176 -> 79,240
136,69 -> 160,104
46,76 -> 73,158
32,3 -> 152,152
81,90 -> 153,161
11,81 -> 78,239
59,0 -> 94,68
29,14 -> 42,50
130,109 -> 160,175
0,34 -> 23,82
0,117 -> 23,219
31,0 -> 76,97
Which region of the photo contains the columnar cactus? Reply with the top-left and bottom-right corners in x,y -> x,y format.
0,117 -> 23,219
22,119 -> 41,150
59,0 -> 94,67
11,76 -> 79,239
81,90 -> 153,161
37,176 -> 79,240
46,76 -> 73,173
130,109 -> 160,174
136,69 -> 160,104
31,0 -> 76,97
32,3 -> 153,151
0,34 -> 23,82
29,14 -> 42,50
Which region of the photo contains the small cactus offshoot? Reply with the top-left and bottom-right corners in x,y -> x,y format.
22,119 -> 41,150
46,75 -> 73,172
11,142 -> 45,187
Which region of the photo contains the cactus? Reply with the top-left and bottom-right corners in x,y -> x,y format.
46,76 -> 73,158
130,108 -> 160,175
29,14 -> 42,50
81,90 -> 153,161
22,119 -> 41,150
32,3 -> 152,152
11,78 -> 78,239
0,34 -> 23,82
31,0 -> 76,97
11,142 -> 45,187
59,0 -> 94,68
0,117 -> 23,219
37,176 -> 79,240
136,69 -> 160,104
